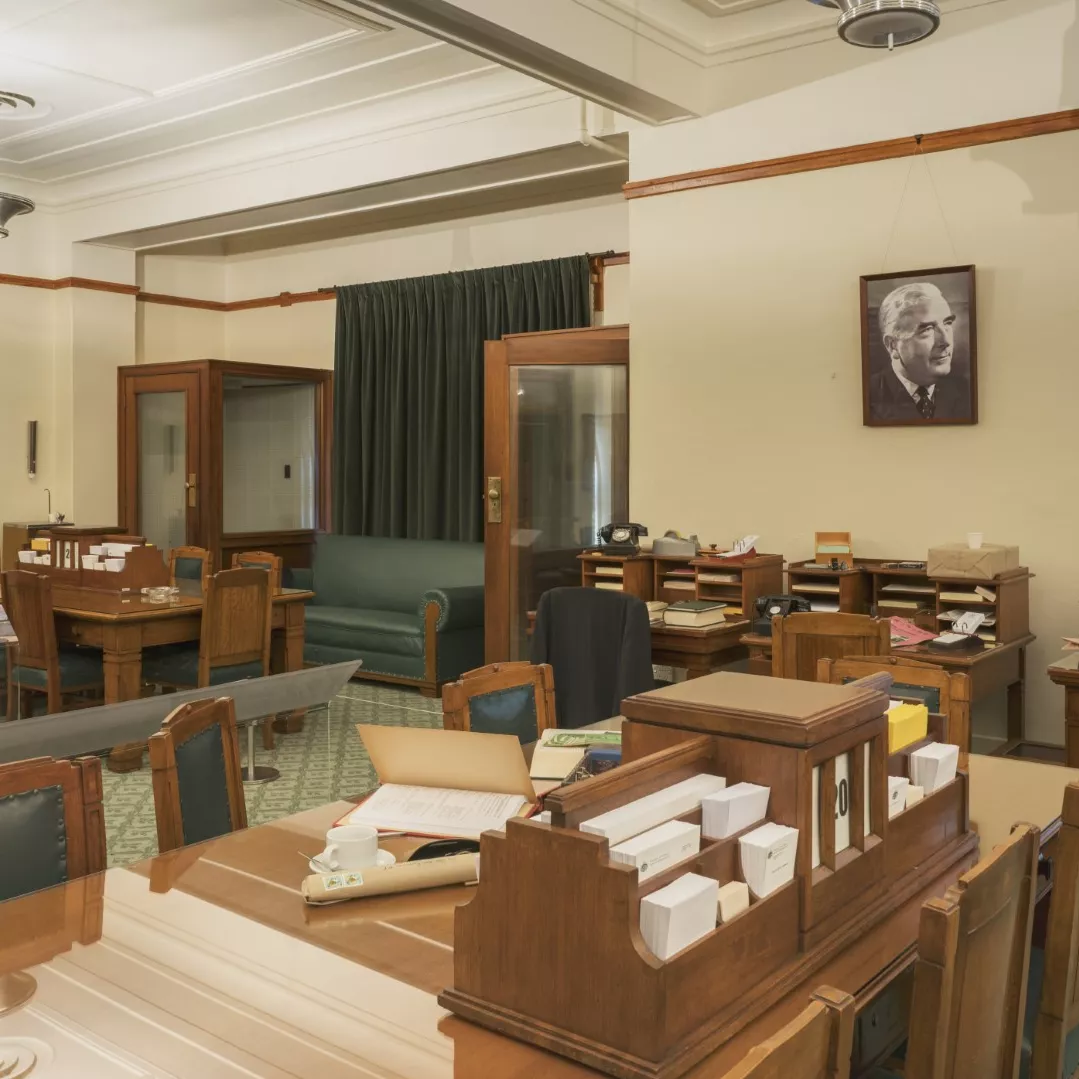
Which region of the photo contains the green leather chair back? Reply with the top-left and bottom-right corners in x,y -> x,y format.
310,534 -> 483,614
174,725 -> 234,846
0,785 -> 68,902
173,557 -> 205,581
467,685 -> 539,744
842,676 -> 941,713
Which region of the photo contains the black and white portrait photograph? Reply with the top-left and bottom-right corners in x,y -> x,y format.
860,265 -> 978,427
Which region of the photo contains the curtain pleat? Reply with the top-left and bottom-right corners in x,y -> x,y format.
332,255 -> 591,542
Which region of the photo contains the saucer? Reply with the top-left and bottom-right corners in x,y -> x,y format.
309,849 -> 395,875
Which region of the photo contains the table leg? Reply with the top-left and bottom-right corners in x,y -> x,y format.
1066,687 -> 1079,769
103,625 -> 145,774
272,603 -> 307,734
1006,646 -> 1027,744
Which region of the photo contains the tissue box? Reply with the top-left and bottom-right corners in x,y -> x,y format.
888,701 -> 928,753
926,543 -> 1019,580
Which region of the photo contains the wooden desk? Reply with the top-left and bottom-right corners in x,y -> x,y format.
0,754 -> 1068,1078
735,633 -> 1035,749
1048,652 -> 1079,767
651,619 -> 749,679
894,634 -> 1035,747
43,580 -> 313,770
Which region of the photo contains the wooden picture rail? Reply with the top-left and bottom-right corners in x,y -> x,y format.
624,107 -> 1079,200
0,253 -> 631,312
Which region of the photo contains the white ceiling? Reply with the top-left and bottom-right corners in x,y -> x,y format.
0,0 -> 504,187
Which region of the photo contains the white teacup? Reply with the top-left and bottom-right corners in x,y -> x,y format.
317,824 -> 379,870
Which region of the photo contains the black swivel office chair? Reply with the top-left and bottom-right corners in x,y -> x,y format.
530,587 -> 654,729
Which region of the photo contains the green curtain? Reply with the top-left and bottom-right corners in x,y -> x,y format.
333,255 -> 591,542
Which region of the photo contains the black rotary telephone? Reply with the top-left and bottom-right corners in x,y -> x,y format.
752,595 -> 811,636
595,523 -> 648,555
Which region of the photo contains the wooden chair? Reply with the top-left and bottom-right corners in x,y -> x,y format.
1,569 -> 104,717
143,567 -> 271,690
905,822 -> 1040,1079
169,546 -> 212,590
817,655 -> 973,756
1029,783 -> 1079,1079
148,696 -> 248,853
722,986 -> 854,1079
442,661 -> 557,744
0,755 -> 105,902
231,550 -> 282,593
771,613 -> 890,681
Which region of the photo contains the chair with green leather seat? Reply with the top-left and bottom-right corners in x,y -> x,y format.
142,567 -> 272,691
442,662 -> 556,744
231,550 -> 282,594
1027,782 -> 1079,1079
2,570 -> 104,717
0,755 -> 106,903
148,696 -> 248,853
169,546 -> 212,592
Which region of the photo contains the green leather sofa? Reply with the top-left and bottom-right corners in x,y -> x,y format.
286,534 -> 484,697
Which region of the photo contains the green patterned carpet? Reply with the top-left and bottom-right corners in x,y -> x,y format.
102,681 -> 442,868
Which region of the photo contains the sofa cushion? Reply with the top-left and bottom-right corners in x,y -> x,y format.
310,534 -> 483,615
305,606 -> 424,658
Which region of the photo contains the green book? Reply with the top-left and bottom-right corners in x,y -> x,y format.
667,600 -> 726,612
543,730 -> 623,748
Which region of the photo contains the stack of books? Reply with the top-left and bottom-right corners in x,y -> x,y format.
664,601 -> 726,629
646,600 -> 668,626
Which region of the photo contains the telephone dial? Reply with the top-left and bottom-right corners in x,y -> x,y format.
595,523 -> 648,555
752,594 -> 811,636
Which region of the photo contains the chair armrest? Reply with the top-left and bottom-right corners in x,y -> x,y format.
421,586 -> 485,632
285,566 -> 314,591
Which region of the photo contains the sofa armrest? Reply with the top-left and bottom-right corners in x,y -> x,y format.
421,586 -> 484,632
285,566 -> 314,591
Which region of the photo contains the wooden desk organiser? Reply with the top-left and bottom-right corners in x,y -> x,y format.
440,672 -> 977,1079
20,529 -> 168,591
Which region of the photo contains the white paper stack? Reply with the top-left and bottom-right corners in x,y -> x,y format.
639,873 -> 719,960
611,821 -> 700,882
739,823 -> 798,899
716,880 -> 750,924
888,776 -> 910,819
580,774 -> 726,845
906,785 -> 925,808
701,783 -> 770,840
910,743 -> 959,793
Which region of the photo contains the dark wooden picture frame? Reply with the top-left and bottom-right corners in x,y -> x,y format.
860,264 -> 977,427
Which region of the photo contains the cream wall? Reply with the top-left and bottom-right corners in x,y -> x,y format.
629,127 -> 1079,744
137,254 -> 226,364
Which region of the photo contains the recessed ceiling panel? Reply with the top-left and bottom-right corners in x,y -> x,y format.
0,0 -> 356,93
680,0 -> 785,14
0,0 -> 81,34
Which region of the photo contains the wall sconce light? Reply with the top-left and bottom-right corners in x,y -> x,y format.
27,420 -> 37,478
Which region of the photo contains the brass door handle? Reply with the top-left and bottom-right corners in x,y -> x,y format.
185,473 -> 197,508
487,476 -> 502,524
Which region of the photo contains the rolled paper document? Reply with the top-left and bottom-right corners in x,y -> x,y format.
301,851 -> 479,904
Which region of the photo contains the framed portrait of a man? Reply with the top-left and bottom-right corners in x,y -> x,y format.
861,265 -> 977,427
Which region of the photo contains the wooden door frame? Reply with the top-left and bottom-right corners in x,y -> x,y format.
484,324 -> 629,663
118,370 -> 203,545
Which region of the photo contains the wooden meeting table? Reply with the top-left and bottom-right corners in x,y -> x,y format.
0,753 -> 1072,1078
46,579 -> 314,770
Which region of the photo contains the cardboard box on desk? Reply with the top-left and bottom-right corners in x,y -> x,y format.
927,543 -> 1019,580
344,724 -> 539,839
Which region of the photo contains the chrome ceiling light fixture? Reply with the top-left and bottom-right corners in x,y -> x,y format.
808,0 -> 941,50
0,91 -> 38,237
0,192 -> 35,238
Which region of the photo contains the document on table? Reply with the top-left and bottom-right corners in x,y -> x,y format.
343,783 -> 529,839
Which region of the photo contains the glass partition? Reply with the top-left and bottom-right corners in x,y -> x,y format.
222,378 -> 317,534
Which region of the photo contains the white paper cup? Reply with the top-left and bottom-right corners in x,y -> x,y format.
967,532 -> 984,550
105,558 -> 125,572
17,551 -> 34,563
319,824 -> 379,870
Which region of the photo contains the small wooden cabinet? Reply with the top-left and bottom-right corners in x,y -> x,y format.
579,552 -> 654,600
117,360 -> 332,571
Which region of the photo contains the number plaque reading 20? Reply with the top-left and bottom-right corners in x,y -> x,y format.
834,779 -> 849,820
